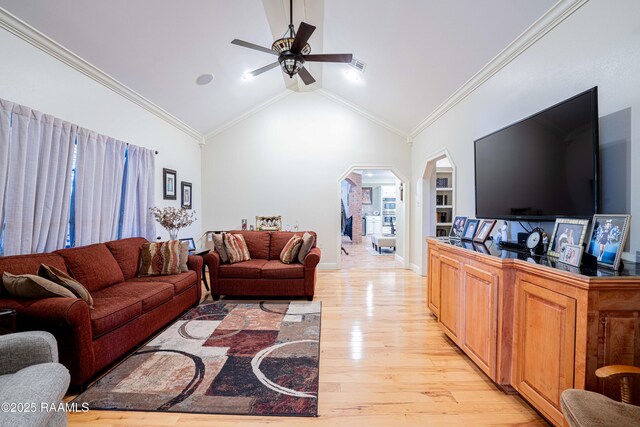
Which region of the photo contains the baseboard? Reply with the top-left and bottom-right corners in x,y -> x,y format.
394,254 -> 404,264
410,263 -> 423,276
318,262 -> 338,270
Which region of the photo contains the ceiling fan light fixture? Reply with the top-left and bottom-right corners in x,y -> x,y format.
271,38 -> 311,55
279,55 -> 306,78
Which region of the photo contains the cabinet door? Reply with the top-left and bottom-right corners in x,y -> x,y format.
427,249 -> 441,317
513,277 -> 576,426
438,254 -> 461,343
462,264 -> 498,379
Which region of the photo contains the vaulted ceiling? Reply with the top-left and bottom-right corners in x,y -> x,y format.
0,0 -> 557,136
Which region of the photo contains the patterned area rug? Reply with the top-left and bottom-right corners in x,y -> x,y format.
73,301 -> 321,416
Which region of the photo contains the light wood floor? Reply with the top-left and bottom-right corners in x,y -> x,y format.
68,257 -> 546,426
340,235 -> 403,269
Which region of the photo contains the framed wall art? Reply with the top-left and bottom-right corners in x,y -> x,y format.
163,168 -> 177,200
362,187 -> 373,205
181,182 -> 192,209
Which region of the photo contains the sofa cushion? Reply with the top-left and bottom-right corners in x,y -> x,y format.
0,254 -> 68,297
212,233 -> 230,263
1,272 -> 77,299
93,281 -> 173,314
280,235 -> 303,264
90,296 -> 141,338
138,241 -> 182,276
219,259 -> 268,279
55,244 -> 125,292
224,234 -> 251,264
261,260 -> 304,279
105,238 -> 147,280
269,231 -> 316,260
127,271 -> 197,295
38,264 -> 94,309
229,230 -> 270,259
298,232 -> 316,263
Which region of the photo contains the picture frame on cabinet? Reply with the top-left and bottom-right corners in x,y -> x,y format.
473,219 -> 496,243
585,214 -> 631,270
558,243 -> 583,268
163,168 -> 177,200
362,187 -> 373,205
548,218 -> 590,258
449,216 -> 468,239
461,219 -> 480,241
256,215 -> 282,231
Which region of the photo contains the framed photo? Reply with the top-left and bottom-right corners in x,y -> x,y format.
256,215 -> 282,231
241,219 -> 247,230
473,219 -> 496,243
548,219 -> 590,258
362,187 -> 373,205
558,243 -> 583,268
586,214 -> 631,270
179,237 -> 196,252
181,182 -> 192,209
449,216 -> 468,239
461,219 -> 480,241
163,168 -> 177,200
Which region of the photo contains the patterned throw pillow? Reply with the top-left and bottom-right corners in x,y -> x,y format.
179,241 -> 189,272
223,233 -> 251,264
297,232 -> 315,264
280,235 -> 303,264
138,240 -> 182,276
213,233 -> 230,263
38,264 -> 94,309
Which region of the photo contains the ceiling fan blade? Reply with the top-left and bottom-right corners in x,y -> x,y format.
231,39 -> 278,56
304,54 -> 353,63
247,62 -> 280,77
290,22 -> 316,54
298,67 -> 316,85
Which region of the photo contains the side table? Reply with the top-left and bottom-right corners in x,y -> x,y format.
0,309 -> 17,335
192,249 -> 211,292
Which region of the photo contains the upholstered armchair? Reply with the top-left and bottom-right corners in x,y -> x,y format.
0,331 -> 71,427
561,365 -> 640,427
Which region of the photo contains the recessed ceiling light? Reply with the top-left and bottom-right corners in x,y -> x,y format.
196,74 -> 214,85
366,172 -> 374,177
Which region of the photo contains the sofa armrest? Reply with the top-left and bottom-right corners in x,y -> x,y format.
187,255 -> 203,283
304,247 -> 321,270
0,297 -> 94,385
0,331 -> 59,375
203,252 -> 221,297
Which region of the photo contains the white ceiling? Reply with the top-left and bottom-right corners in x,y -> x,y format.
0,0 -> 557,136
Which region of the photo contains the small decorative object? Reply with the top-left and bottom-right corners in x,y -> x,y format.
461,219 -> 480,241
256,215 -> 282,231
548,218 -> 590,258
285,224 -> 291,232
499,221 -> 509,243
163,168 -> 177,200
181,181 -> 192,209
150,206 -> 196,240
373,210 -> 380,216
179,237 -> 196,252
586,214 -> 631,270
449,216 -> 468,239
439,212 -> 448,223
525,227 -> 546,255
474,219 -> 496,243
294,222 -> 299,232
249,225 -> 255,231
241,219 -> 247,230
362,187 -> 373,205
558,243 -> 583,268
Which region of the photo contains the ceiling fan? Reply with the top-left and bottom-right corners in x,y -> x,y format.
231,0 -> 353,85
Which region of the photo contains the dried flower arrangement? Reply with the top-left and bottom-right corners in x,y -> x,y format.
150,206 -> 196,239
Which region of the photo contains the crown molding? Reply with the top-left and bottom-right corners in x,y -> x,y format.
0,7 -> 202,141
408,0 -> 590,139
315,89 -> 409,140
203,90 -> 293,141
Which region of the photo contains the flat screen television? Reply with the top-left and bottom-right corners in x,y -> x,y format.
474,87 -> 599,221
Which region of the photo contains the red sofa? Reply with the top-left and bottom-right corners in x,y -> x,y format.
0,237 -> 202,387
204,231 -> 321,301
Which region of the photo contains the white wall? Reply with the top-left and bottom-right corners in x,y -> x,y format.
201,92 -> 410,268
0,28 -> 203,242
410,0 -> 640,270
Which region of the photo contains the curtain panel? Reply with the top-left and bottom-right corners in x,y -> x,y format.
121,145 -> 156,240
1,105 -> 76,255
73,129 -> 127,247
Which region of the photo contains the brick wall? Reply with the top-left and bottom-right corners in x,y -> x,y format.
345,172 -> 363,243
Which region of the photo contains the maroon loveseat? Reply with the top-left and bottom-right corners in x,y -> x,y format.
0,237 -> 202,387
204,230 -> 321,300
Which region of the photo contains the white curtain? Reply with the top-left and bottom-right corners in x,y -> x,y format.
0,99 -> 12,253
74,128 -> 126,246
2,105 -> 76,255
120,145 -> 155,240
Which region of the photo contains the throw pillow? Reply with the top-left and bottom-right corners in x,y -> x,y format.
212,233 -> 230,263
2,272 -> 77,299
38,264 -> 94,309
138,240 -> 182,276
179,240 -> 189,272
224,233 -> 251,264
298,232 -> 316,264
281,235 -> 303,264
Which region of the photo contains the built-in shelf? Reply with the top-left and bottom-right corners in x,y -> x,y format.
435,167 -> 454,237
436,187 -> 453,191
436,205 -> 453,209
437,222 -> 453,226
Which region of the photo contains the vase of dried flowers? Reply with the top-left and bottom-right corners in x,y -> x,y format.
150,207 -> 196,240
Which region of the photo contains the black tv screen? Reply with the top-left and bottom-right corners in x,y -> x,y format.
474,87 -> 599,220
